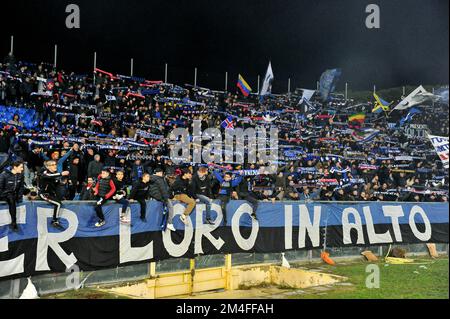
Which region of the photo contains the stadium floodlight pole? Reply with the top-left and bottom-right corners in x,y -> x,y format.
130,58 -> 134,77
164,63 -> 168,83
10,35 -> 14,54
225,72 -> 228,92
53,44 -> 57,69
194,67 -> 197,87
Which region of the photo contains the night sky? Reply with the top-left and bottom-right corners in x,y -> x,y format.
1,0 -> 448,92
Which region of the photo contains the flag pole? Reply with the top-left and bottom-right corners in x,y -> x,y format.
225,72 -> 228,92
345,83 -> 348,101
10,35 -> 14,54
194,67 -> 197,87
93,52 -> 97,86
257,75 -> 260,95
288,78 -> 291,94
164,63 -> 168,83
130,58 -> 134,77
53,44 -> 58,69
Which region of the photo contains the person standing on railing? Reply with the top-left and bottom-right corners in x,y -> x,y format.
37,160 -> 70,230
0,160 -> 25,231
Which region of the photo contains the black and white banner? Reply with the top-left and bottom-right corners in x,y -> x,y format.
0,201 -> 448,281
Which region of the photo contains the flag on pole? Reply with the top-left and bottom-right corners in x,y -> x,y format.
348,112 -> 366,123
427,134 -> 449,169
372,93 -> 391,113
300,89 -> 315,103
319,69 -> 342,102
237,74 -> 252,97
260,62 -> 274,97
399,107 -> 422,127
393,85 -> 439,111
221,116 -> 235,130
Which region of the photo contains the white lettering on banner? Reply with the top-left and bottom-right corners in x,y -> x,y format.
382,206 -> 404,242
298,205 -> 321,248
428,134 -> 449,169
119,208 -> 153,263
284,205 -> 293,250
35,208 -> 78,271
0,206 -> 26,277
162,203 -> 194,257
342,207 -> 365,245
194,203 -> 225,254
231,203 -> 259,251
409,205 -> 432,241
363,206 -> 393,244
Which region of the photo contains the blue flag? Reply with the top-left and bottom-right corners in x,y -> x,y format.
221,116 -> 234,130
399,107 -> 422,127
319,69 -> 342,102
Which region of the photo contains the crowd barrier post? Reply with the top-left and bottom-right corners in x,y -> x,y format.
224,254 -> 233,291
148,262 -> 156,278
189,258 -> 196,295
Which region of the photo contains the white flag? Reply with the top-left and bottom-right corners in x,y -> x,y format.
260,62 -> 274,97
394,85 -> 439,110
427,134 -> 449,169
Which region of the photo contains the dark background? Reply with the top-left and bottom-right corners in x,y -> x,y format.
0,0 -> 448,92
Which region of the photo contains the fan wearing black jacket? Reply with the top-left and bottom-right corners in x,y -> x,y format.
190,166 -> 215,224
149,167 -> 174,231
129,173 -> 151,222
171,169 -> 195,226
112,170 -> 130,223
0,160 -> 25,231
37,160 -> 70,229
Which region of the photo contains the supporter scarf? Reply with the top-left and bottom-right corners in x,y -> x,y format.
135,129 -> 164,139
358,164 -> 378,170
45,102 -> 72,110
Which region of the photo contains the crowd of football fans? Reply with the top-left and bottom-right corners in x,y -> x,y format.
0,52 -> 448,229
